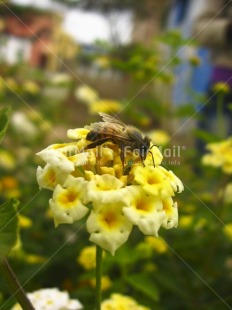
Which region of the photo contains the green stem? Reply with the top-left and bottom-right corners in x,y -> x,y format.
95,245 -> 103,310
216,93 -> 226,138
0,256 -> 35,310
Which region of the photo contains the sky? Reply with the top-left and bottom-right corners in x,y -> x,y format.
11,0 -> 133,44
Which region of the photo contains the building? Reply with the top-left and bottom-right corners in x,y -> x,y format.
0,3 -> 57,68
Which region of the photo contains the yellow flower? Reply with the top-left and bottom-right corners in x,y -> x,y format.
0,176 -> 21,199
138,116 -> 151,127
23,80 -> 40,94
1,176 -> 18,190
75,85 -> 99,104
49,176 -> 89,227
144,262 -> 158,272
86,201 -> 133,255
147,130 -> 170,146
5,77 -> 19,92
18,215 -> 32,229
202,137 -> 232,174
25,254 -> 46,264
86,174 -> 125,204
36,112 -> 183,254
144,145 -> 163,166
157,166 -> 184,193
90,276 -> 112,291
67,128 -> 90,140
77,245 -> 96,270
51,73 -> 72,85
144,236 -> 168,254
123,186 -> 166,236
89,100 -> 122,115
37,163 -> 70,190
131,165 -> 174,198
188,55 -> 201,66
0,149 -> 16,170
161,197 -> 178,229
223,224 -> 232,241
194,218 -> 207,231
179,215 -> 193,228
101,293 -> 151,310
94,56 -> 110,69
37,142 -> 89,175
212,82 -> 230,94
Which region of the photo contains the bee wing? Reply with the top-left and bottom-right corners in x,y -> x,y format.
86,121 -> 132,141
99,112 -> 126,126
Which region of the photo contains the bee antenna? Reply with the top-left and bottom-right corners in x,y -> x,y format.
150,144 -> 158,150
148,150 -> 155,167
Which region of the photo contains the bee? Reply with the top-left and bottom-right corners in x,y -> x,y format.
85,112 -> 155,167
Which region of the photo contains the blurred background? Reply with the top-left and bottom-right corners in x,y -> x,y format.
0,0 -> 232,309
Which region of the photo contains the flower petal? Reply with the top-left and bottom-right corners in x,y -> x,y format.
86,202 -> 133,255
50,176 -> 88,226
36,164 -> 69,190
86,174 -> 125,203
123,186 -> 166,236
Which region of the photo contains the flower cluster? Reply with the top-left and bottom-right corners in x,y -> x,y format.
77,245 -> 97,270
202,137 -> 232,174
36,122 -> 183,255
212,82 -> 230,94
101,293 -> 150,310
11,288 -> 83,310
75,85 -> 122,114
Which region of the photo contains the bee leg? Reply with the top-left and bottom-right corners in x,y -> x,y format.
85,138 -> 110,150
148,150 -> 155,167
140,156 -> 145,167
119,143 -> 125,168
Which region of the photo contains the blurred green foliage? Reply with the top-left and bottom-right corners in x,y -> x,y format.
0,28 -> 232,310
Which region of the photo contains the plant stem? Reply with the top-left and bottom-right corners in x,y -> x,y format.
95,245 -> 103,310
0,256 -> 35,309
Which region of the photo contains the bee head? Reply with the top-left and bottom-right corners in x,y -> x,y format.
140,136 -> 156,167
139,136 -> 151,160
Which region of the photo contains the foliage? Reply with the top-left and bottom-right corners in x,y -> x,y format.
0,26 -> 232,310
0,106 -> 10,143
0,196 -> 19,258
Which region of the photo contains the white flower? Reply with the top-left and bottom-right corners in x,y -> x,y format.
36,149 -> 75,173
11,112 -> 38,139
161,199 -> 178,229
75,85 -> 99,104
85,174 -> 125,204
67,128 -> 90,140
132,165 -> 174,198
86,201 -> 133,255
158,166 -> 184,193
49,176 -> 89,226
51,73 -> 72,85
123,186 -> 166,236
37,163 -> 70,190
11,288 -> 83,310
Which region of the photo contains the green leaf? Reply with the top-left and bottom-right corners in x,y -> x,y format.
194,129 -> 220,143
0,199 -> 19,257
125,273 -> 159,302
175,104 -> 196,117
0,106 -> 11,143
227,103 -> 232,111
154,272 -> 188,298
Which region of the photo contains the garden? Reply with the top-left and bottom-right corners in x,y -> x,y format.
0,1 -> 232,309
